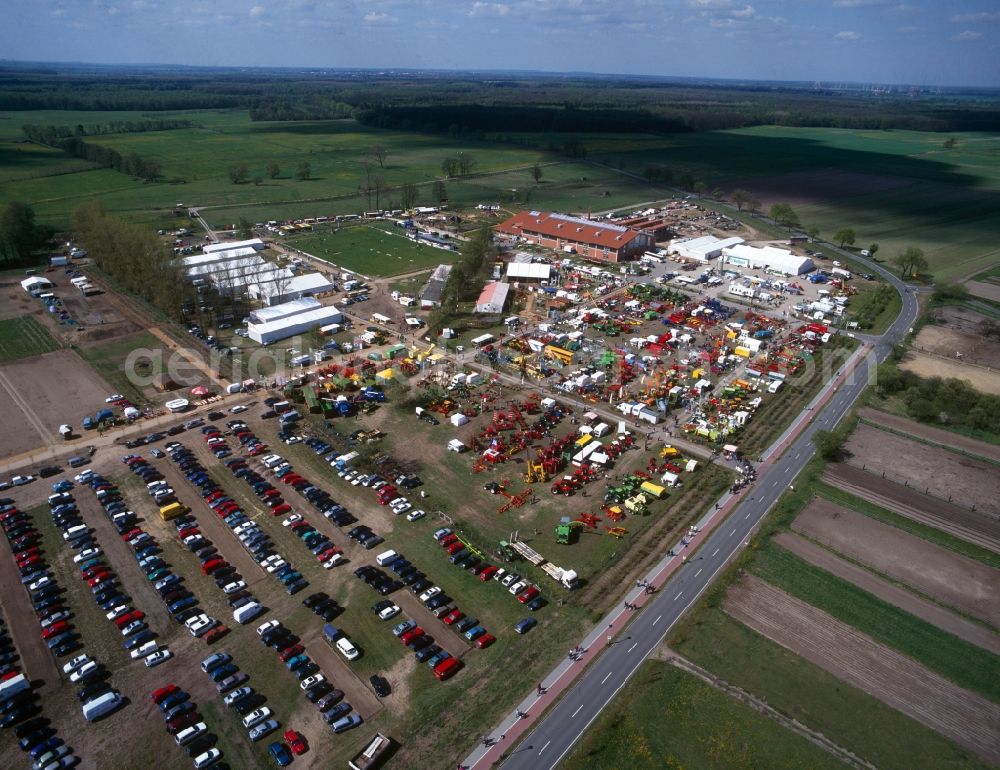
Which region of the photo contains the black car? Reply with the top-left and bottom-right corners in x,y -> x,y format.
305,681 -> 332,702
370,675 -> 390,698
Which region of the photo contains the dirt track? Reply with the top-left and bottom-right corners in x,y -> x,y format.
724,575 -> 1000,765
773,532 -> 1000,653
793,499 -> 1000,626
842,422 -> 999,517
858,408 -> 1000,463
824,463 -> 1000,554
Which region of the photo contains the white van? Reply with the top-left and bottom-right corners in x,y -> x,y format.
233,602 -> 264,625
336,636 -> 360,661
82,690 -> 122,721
63,525 -> 89,542
175,722 -> 207,746
375,550 -> 398,567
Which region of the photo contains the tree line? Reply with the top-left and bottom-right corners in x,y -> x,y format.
21,119 -> 193,145
875,362 -> 1000,435
0,202 -> 50,266
427,225 -> 497,332
72,202 -> 186,317
23,130 -> 162,183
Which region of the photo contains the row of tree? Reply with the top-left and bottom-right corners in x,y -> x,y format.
72,202 -> 186,317
427,225 -> 497,331
21,119 -> 192,145
0,202 -> 49,265
24,131 -> 163,183
228,162 -> 311,185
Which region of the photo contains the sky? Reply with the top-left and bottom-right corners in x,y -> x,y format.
3,0 -> 1000,87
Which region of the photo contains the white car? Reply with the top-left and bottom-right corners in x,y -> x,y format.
189,617 -> 217,637
28,576 -> 52,591
406,509 -> 426,522
419,586 -> 441,603
73,548 -> 103,564
224,686 -> 253,706
322,554 -> 344,569
222,580 -> 246,595
62,655 -> 91,675
230,405 -> 248,414
299,674 -> 325,691
281,514 -> 302,527
391,500 -> 412,515
69,661 -> 98,682
342,470 -> 358,483
121,620 -> 146,637
264,558 -> 287,574
105,605 -> 130,621
41,610 -> 71,628
144,649 -> 172,668
378,604 -> 400,621
130,641 -> 158,660
193,748 -> 221,769
242,707 -> 272,729
256,619 -> 280,637
105,394 -> 125,403
11,475 -> 34,486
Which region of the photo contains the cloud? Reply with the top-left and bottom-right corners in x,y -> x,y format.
249,4 -> 265,16
832,0 -> 887,7
834,30 -> 861,41
469,1 -> 510,16
731,5 -> 755,19
951,30 -> 982,42
363,11 -> 395,23
950,12 -> 1000,23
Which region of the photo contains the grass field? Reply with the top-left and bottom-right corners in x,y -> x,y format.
74,331 -> 163,405
670,607 -> 992,770
750,541 -> 1000,701
563,661 -> 845,770
0,315 -> 61,361
288,224 -> 453,277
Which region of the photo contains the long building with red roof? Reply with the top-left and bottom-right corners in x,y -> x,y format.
497,211 -> 653,263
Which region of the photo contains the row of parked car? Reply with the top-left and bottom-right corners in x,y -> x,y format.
7,643 -> 78,770
256,619 -> 363,733
150,683 -> 223,768
106,462 -> 228,645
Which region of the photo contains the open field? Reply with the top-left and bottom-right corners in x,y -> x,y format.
858,407 -> 1000,462
773,531 -> 1000,653
288,224 -> 452,277
562,660 -> 846,770
900,350 -> 1000,395
748,539 -> 1000,699
823,463 -> 1000,553
671,604 -> 992,770
792,498 -> 999,625
723,576 -> 1000,764
0,349 -> 113,454
75,331 -> 170,407
0,315 -> 62,361
842,422 -> 999,516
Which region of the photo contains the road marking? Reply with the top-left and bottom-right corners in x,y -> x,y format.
730,528 -> 737,536
652,615 -> 661,626
674,591 -> 683,601
539,740 -> 551,755
601,671 -> 613,684
694,568 -> 702,577
794,453 -> 801,460
745,511 -> 751,519
571,704 -> 584,718
711,548 -> 719,557
772,480 -> 778,487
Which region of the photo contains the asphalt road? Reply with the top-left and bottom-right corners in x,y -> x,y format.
463,252 -> 920,770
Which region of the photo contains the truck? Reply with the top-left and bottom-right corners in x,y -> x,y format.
508,539 -> 579,589
349,733 -> 393,770
0,673 -> 30,703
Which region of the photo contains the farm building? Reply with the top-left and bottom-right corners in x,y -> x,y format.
185,255 -> 265,280
178,251 -> 257,270
21,276 -> 54,293
247,297 -> 344,345
721,244 -> 814,276
506,261 -> 553,282
202,238 -> 264,254
497,211 -> 653,263
420,264 -> 453,309
669,235 -> 745,262
247,272 -> 336,306
475,281 -> 510,314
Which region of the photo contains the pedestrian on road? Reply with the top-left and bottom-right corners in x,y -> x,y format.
606,635 -> 613,647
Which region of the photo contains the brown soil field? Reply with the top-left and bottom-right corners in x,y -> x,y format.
842,422 -> 999,517
0,349 -> 114,456
824,463 -> 1000,554
724,575 -> 1000,765
773,531 -> 1000,653
900,351 -> 1000,396
964,280 -> 1000,303
793,498 -> 1000,626
733,169 -> 912,209
858,407 -> 1000,463
911,322 -> 1000,370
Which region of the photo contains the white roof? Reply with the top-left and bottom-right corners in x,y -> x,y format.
249,297 -> 322,324
21,276 -> 54,291
506,262 -> 552,280
186,256 -> 265,278
248,306 -> 345,339
722,244 -> 813,275
202,238 -> 264,253
671,235 -> 744,255
250,272 -> 336,300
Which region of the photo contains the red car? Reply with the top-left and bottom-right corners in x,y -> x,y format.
479,566 -> 498,581
41,621 -> 69,639
151,684 -> 179,704
399,627 -> 424,645
270,503 -> 292,516
203,625 -> 229,645
283,729 -> 307,755
17,555 -> 41,569
279,644 -> 304,662
517,586 -> 540,604
87,573 -> 114,588
114,610 -> 144,628
166,711 -> 200,734
475,633 -> 496,649
440,534 -> 458,548
121,527 -> 142,541
81,566 -> 108,579
442,610 -> 464,626
205,490 -> 224,503
15,547 -> 40,559
317,546 -> 340,562
247,445 -> 268,457
177,527 -> 200,540
202,558 -> 225,575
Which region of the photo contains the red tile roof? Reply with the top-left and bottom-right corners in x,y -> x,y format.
498,211 -> 644,250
